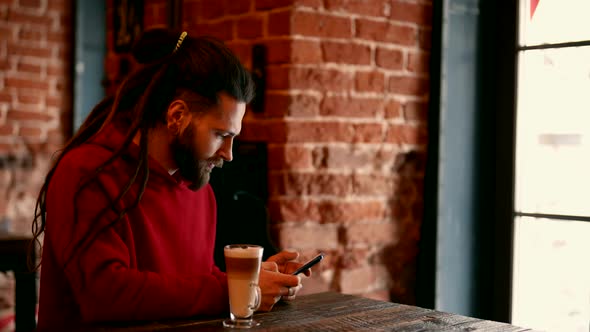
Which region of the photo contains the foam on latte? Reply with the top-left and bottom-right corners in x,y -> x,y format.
224,246 -> 263,259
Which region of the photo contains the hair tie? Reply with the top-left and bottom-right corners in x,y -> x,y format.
174,31 -> 188,53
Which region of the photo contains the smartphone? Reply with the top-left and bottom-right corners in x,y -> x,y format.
291,253 -> 325,275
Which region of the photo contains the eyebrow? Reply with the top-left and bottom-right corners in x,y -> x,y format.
216,128 -> 239,137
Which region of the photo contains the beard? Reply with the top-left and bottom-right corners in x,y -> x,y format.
171,125 -> 223,191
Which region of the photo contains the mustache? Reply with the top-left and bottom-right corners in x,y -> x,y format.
209,159 -> 224,168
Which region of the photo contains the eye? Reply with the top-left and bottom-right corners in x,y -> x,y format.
216,132 -> 230,139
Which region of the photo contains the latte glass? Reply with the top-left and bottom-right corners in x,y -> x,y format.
223,244 -> 263,328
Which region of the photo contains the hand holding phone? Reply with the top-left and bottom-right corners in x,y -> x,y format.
291,253 -> 325,275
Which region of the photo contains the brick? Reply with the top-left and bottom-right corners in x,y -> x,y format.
18,27 -> 43,41
144,3 -> 166,27
256,0 -> 321,10
0,144 -> 11,153
356,19 -> 417,46
376,47 -> 403,70
19,126 -> 43,139
318,200 -> 386,224
312,145 -> 370,169
385,124 -> 428,145
388,75 -> 429,96
195,21 -> 233,41
7,109 -> 53,121
267,197 -> 320,223
239,118 -> 272,141
390,0 -> 433,25
7,43 -> 52,58
407,51 -> 430,73
264,93 -> 320,117
267,144 -> 313,170
324,0 -> 388,16
197,0 -> 225,20
384,99 -> 402,119
256,0 -> 293,10
0,59 -> 13,71
294,0 -> 322,8
4,77 -> 50,90
321,41 -> 371,65
268,172 -> 352,196
352,173 -> 394,196
6,9 -> 53,26
19,0 -> 41,7
292,11 -> 352,38
17,61 -> 42,74
345,222 -> 397,245
267,10 -> 291,36
224,0 -> 251,15
404,101 -> 428,123
339,266 -> 376,294
265,39 -> 322,64
287,38 -> 322,61
274,223 -> 339,250
0,26 -> 15,40
0,124 -> 15,136
47,31 -> 67,43
55,78 -> 69,92
282,121 -> 353,143
45,96 -> 63,108
0,92 -> 12,103
236,16 -> 263,39
339,247 -> 371,269
267,66 -> 354,92
16,93 -> 42,105
320,96 -> 383,118
355,71 -> 385,93
352,122 -> 385,143
226,42 -> 251,66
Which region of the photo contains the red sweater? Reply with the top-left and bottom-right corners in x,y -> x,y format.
37,124 -> 229,330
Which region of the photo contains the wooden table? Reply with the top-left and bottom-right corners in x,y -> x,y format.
87,292 -> 538,331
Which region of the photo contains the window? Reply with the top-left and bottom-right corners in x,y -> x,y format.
512,1 -> 590,331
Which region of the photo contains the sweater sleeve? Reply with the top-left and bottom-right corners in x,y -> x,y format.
46,151 -> 229,323
65,224 -> 229,322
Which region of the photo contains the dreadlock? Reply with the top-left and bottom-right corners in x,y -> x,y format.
29,28 -> 255,271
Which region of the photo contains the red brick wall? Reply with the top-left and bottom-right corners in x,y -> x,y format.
105,0 -> 432,304
0,0 -> 72,234
181,0 -> 432,303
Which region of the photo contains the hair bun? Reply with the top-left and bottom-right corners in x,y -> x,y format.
131,28 -> 181,64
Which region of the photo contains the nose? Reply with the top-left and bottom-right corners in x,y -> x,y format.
218,137 -> 233,162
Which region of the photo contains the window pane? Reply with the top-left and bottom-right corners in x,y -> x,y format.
512,217 -> 590,332
515,46 -> 590,216
519,0 -> 590,46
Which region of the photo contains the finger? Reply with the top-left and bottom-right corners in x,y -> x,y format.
282,284 -> 302,301
261,261 -> 279,272
279,286 -> 291,297
267,251 -> 299,264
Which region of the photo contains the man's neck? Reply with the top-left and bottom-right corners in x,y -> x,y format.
132,126 -> 176,173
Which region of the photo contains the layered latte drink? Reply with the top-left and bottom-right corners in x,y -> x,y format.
223,244 -> 263,328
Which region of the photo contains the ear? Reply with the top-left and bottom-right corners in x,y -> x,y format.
166,100 -> 191,134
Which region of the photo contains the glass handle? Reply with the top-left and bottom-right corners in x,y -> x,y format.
249,282 -> 261,312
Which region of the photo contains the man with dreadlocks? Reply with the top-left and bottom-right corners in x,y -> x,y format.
32,29 -> 308,330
